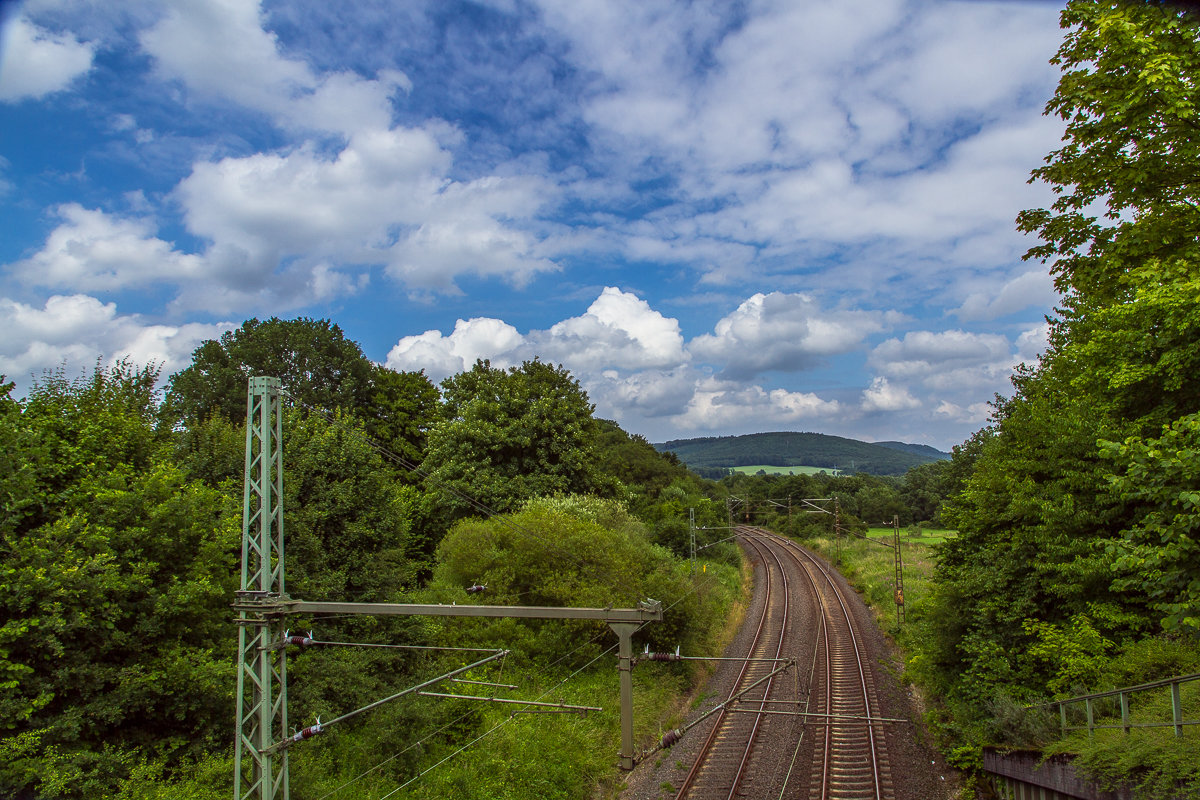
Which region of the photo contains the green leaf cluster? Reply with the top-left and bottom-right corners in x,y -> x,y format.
427,495 -> 719,660
421,360 -> 615,516
0,365 -> 239,796
912,2 -> 1200,780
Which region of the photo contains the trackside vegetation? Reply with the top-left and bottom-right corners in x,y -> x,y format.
5,5 -> 1200,799
902,2 -> 1200,797
0,332 -> 737,798
730,5 -> 1200,795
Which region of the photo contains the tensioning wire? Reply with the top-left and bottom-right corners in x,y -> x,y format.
346,568 -> 727,798
270,391 -> 745,794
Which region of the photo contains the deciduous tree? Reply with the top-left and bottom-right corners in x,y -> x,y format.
420,360 -> 612,516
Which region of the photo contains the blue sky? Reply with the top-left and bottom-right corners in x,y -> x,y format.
0,0 -> 1070,450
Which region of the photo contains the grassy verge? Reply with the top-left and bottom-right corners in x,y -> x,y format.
727,465 -> 842,476
803,527 -> 953,637
103,560 -> 745,800
801,527 -> 1200,799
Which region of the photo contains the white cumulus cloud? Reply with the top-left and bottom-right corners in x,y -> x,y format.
954,268 -> 1057,321
861,376 -> 921,412
690,292 -> 884,378
0,294 -> 231,392
533,287 -> 685,370
672,377 -> 841,431
869,329 -> 1014,389
139,0 -> 409,136
12,204 -> 205,291
386,317 -> 526,380
0,16 -> 95,102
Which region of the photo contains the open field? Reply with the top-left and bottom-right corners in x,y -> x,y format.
727,464 -> 843,476
864,526 -> 956,544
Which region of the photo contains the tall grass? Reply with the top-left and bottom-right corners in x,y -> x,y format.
803,527 -> 952,638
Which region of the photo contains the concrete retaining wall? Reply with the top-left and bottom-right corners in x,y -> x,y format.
983,748 -> 1134,800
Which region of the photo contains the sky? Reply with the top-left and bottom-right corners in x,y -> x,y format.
0,0 -> 1072,451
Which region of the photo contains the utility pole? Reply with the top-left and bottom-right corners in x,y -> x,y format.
689,507 -> 696,575
893,514 -> 905,627
834,497 -> 842,565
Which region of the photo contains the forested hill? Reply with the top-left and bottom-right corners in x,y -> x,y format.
653,432 -> 949,475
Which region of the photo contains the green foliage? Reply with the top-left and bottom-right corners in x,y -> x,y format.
422,360 -> 613,516
595,419 -> 692,507
362,363 -> 442,468
1103,413 -> 1200,631
1017,1 -> 1200,309
1038,647 -> 1200,800
905,7 -> 1200,795
163,317 -> 373,427
428,496 -> 721,659
1024,608 -> 1117,697
3,336 -> 744,798
283,409 -> 423,601
0,365 -> 239,798
163,318 -> 440,468
900,459 -> 957,525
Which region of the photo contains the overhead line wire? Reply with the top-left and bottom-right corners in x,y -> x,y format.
272,391 -> 740,793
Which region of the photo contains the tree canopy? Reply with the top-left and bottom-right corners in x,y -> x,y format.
920,0 -> 1200,732
420,360 -> 613,516
2,336 -> 717,798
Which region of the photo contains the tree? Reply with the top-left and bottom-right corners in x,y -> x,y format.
420,360 -> 613,516
428,496 -> 705,657
163,317 -> 374,428
1017,1 -> 1200,308
361,364 -> 441,468
1017,1 -> 1200,430
0,365 -> 238,798
919,0 -> 1200,720
282,409 -> 424,602
1103,413 -> 1200,631
165,319 -> 441,484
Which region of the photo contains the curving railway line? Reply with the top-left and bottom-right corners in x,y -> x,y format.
672,526 -> 896,800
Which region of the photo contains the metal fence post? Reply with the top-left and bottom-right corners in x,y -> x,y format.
1172,681 -> 1183,738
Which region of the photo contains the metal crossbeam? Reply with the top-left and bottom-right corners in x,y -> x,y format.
277,600 -> 662,623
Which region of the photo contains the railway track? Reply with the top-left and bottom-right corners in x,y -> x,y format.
674,527 -> 894,800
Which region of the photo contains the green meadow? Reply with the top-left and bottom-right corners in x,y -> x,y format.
727,464 -> 843,476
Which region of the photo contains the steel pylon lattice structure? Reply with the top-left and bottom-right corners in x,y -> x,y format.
234,376 -> 289,800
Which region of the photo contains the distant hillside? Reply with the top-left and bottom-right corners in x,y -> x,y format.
654,431 -> 949,476
872,440 -> 951,460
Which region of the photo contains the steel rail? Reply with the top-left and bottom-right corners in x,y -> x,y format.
737,526 -> 836,798
674,532 -> 781,799
770,530 -> 886,800
728,531 -> 792,798
674,528 -> 798,800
